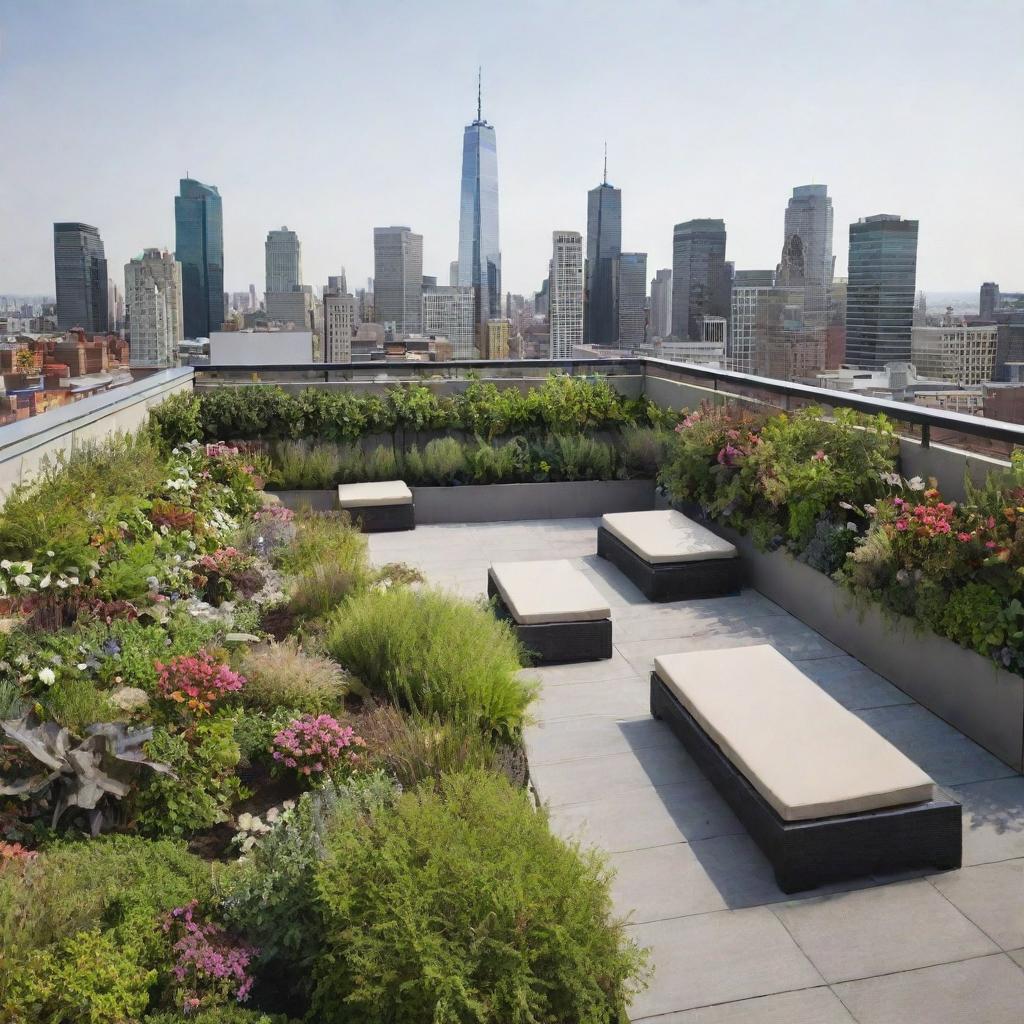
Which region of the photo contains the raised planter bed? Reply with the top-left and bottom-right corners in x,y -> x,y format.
711,523 -> 1024,773
269,480 -> 656,523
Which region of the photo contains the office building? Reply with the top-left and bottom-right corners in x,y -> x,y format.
777,185 -> 834,330
324,289 -> 356,363
912,321 -> 999,385
457,74 -> 501,336
421,285 -> 476,358
649,268 -> 672,341
549,231 -> 584,359
845,214 -> 919,369
729,270 -> 774,372
374,226 -> 423,334
449,260 -> 459,286
980,282 -> 1000,321
265,227 -> 302,294
175,178 -> 223,338
486,318 -> 510,359
616,252 -> 647,350
585,164 -> 622,346
328,270 -> 347,296
53,223 -> 108,332
671,219 -> 728,340
124,248 -> 183,368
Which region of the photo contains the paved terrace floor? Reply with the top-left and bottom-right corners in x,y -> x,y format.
368,518 -> 1024,1024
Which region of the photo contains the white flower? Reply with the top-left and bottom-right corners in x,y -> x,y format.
13,574 -> 31,588
77,662 -> 88,670
37,667 -> 56,686
38,574 -> 51,589
0,560 -> 10,570
14,653 -> 29,668
907,476 -> 926,491
46,550 -> 54,557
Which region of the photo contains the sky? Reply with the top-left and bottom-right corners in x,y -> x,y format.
1,0 -> 1022,300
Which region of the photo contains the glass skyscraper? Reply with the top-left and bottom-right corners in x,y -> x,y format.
845,215 -> 919,370
671,219 -> 729,341
53,222 -> 108,332
585,176 -> 622,347
374,226 -> 423,334
615,252 -> 647,351
174,178 -> 223,339
457,83 -> 501,338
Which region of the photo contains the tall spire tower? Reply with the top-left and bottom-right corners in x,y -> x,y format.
585,145 -> 622,346
457,69 -> 501,349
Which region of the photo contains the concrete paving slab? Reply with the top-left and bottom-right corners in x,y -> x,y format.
626,908 -> 822,1018
631,986 -> 855,1023
532,673 -> 650,722
772,879 -> 998,983
796,656 -> 915,711
930,860 -> 1024,950
951,775 -> 1024,865
832,953 -> 1024,1024
525,714 -> 677,766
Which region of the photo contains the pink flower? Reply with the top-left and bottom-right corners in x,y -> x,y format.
896,520 -> 908,531
957,532 -> 972,542
811,449 -> 826,462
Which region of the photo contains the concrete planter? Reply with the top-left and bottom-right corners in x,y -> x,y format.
725,528 -> 1024,772
270,479 -> 656,523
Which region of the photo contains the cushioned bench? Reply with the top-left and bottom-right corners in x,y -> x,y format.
597,509 -> 741,601
487,560 -> 612,664
336,481 -> 415,532
650,644 -> 961,892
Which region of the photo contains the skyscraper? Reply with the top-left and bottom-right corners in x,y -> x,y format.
174,178 -> 223,338
421,285 -> 476,358
265,227 -> 302,294
457,71 -> 501,339
671,219 -> 729,341
845,214 -> 919,370
323,287 -> 356,363
585,156 -> 622,347
615,252 -> 647,351
374,226 -> 423,334
980,282 -> 1000,321
125,248 -> 183,368
549,231 -> 584,359
777,185 -> 834,323
53,222 -> 108,331
649,269 -> 672,342
729,270 -> 775,373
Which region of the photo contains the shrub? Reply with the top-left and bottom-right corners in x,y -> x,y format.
156,650 -> 247,718
287,560 -> 362,622
310,771 -> 648,1023
3,927 -> 155,1024
466,435 -> 531,484
417,436 -> 467,485
269,441 -> 362,490
324,588 -> 535,741
149,391 -> 203,448
271,714 -> 365,780
275,512 -> 368,578
545,433 -> 618,481
145,1009 -> 299,1024
363,444 -> 399,481
619,426 -> 673,479
38,675 -> 116,733
239,640 -> 348,714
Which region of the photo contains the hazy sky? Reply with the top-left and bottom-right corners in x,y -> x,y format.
2,0 -> 1022,299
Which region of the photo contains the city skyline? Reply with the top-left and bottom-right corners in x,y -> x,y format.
2,1 -> 1022,298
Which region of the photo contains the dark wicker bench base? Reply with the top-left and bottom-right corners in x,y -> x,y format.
343,502 -> 415,533
650,671 -> 962,893
597,526 -> 741,602
487,574 -> 612,664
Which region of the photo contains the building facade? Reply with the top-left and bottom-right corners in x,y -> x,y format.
265,227 -> 302,294
374,226 -> 423,334
549,231 -> 583,359
585,178 -> 622,346
671,219 -> 729,341
124,248 -> 183,368
421,285 -> 476,358
615,252 -> 647,351
53,222 -> 108,332
485,318 -> 510,359
729,269 -> 774,372
323,289 -> 356,363
777,185 -> 834,331
457,87 -> 501,337
845,214 -> 919,370
980,282 -> 1000,321
911,323 -> 999,385
649,268 -> 672,342
174,178 -> 223,338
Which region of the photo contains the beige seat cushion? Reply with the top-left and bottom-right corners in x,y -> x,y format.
653,645 -> 935,821
490,560 -> 611,625
602,510 -> 737,564
337,480 -> 412,508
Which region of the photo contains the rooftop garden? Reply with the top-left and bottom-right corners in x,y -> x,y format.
0,430 -> 647,1022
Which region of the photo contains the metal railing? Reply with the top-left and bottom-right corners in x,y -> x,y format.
193,358 -> 1024,457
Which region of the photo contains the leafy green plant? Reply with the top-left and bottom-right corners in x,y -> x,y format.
362,443 -> 399,481
144,1008 -> 300,1024
149,391 -> 203,449
418,436 -> 467,485
38,675 -> 117,733
324,588 -> 535,741
275,512 -> 368,579
619,426 -> 672,479
287,560 -> 362,622
3,926 -> 155,1024
310,770 -> 648,1023
545,433 -> 618,481
239,640 -> 349,714
466,435 -> 532,483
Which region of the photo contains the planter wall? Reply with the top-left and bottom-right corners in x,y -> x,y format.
720,527 -> 1024,772
270,479 -> 656,523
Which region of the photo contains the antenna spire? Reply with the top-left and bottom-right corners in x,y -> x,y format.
602,142 -> 607,185
477,66 -> 482,121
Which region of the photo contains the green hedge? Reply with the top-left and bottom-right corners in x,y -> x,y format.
151,376 -> 666,448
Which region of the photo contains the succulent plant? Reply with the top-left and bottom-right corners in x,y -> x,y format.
0,714 -> 175,835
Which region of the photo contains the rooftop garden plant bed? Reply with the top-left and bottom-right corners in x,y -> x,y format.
0,431 -> 648,1022
660,403 -> 1024,691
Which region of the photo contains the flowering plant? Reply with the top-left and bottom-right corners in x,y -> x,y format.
156,651 -> 246,717
162,901 -> 258,1013
271,713 -> 365,779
